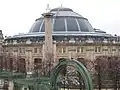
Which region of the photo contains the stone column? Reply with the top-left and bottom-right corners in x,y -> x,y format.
26,49 -> 33,73
68,47 -> 76,59
42,13 -> 54,61
42,44 -> 45,61
86,46 -> 94,61
53,41 -> 57,62
13,51 -> 18,71
42,13 -> 54,75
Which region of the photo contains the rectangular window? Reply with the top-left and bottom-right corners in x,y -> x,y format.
98,47 -> 101,52
103,49 -> 108,51
81,47 -> 84,53
112,49 -> 116,51
95,47 -> 97,52
34,48 -> 37,53
39,48 -> 42,53
108,47 -> 111,53
77,47 -> 80,52
13,49 -> 18,52
22,48 -> 25,53
63,47 -> 66,53
19,48 -> 25,53
19,48 -> 22,53
58,48 -> 62,53
95,47 -> 101,53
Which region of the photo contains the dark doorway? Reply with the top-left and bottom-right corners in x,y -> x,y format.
9,58 -> 13,71
17,58 -> 26,73
34,58 -> 42,76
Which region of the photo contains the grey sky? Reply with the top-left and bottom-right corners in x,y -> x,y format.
0,0 -> 120,36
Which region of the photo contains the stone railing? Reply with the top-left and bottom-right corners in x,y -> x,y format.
4,37 -> 120,45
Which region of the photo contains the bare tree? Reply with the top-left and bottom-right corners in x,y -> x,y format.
2,52 -> 12,71
41,53 -> 54,76
93,56 -> 120,90
77,58 -> 95,74
94,56 -> 108,90
107,56 -> 120,90
1,52 -> 18,72
16,56 -> 26,73
33,58 -> 42,76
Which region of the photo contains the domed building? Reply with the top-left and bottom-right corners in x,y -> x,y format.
2,7 -> 120,73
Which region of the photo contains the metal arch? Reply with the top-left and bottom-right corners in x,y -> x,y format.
50,59 -> 93,90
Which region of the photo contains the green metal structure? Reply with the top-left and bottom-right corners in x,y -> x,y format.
14,59 -> 93,90
0,71 -> 25,79
0,71 -> 25,90
50,59 -> 93,90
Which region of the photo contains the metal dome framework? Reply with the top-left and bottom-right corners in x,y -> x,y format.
29,17 -> 94,33
29,7 -> 94,33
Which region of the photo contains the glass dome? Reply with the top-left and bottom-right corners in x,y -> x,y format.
11,7 -> 111,39
29,7 -> 95,33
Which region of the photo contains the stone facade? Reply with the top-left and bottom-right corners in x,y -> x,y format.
2,40 -> 120,72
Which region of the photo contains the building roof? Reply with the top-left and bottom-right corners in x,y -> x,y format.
29,7 -> 95,33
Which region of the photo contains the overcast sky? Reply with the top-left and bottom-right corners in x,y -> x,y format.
0,0 -> 120,36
